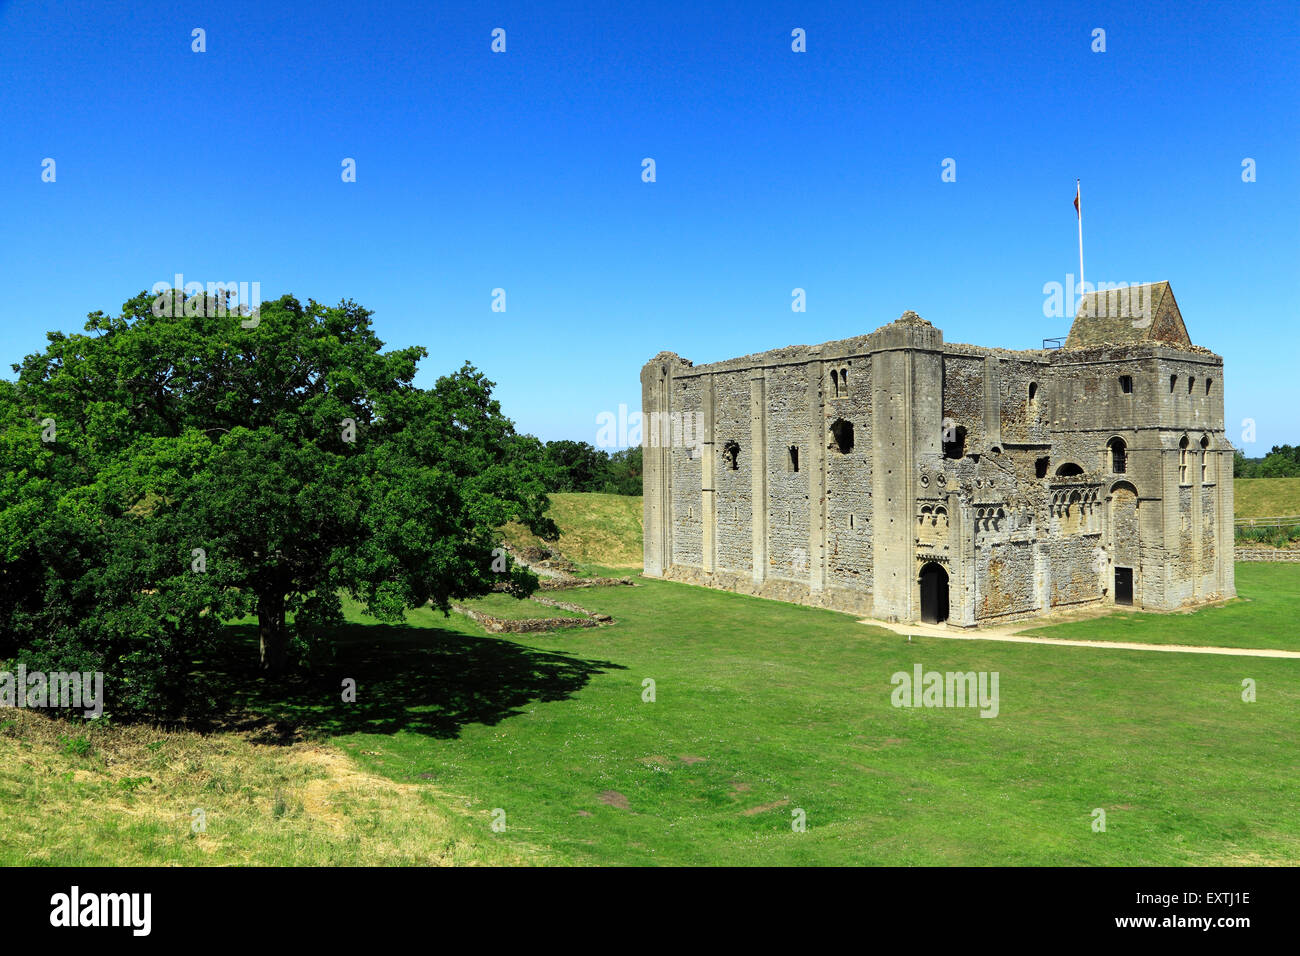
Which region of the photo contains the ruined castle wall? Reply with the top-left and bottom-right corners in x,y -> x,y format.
998,357 -> 1050,446
978,539 -> 1038,619
1050,351 -> 1165,433
1167,485 -> 1195,604
669,376 -> 703,568
1132,483 -> 1165,608
713,369 -> 753,574
644,312 -> 1230,624
1050,533 -> 1103,607
1200,485 -> 1217,592
1111,485 -> 1140,568
765,363 -> 813,581
824,359 -> 873,593
942,354 -> 987,452
1153,354 -> 1226,436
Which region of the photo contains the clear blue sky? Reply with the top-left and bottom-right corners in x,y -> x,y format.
3,0 -> 1297,451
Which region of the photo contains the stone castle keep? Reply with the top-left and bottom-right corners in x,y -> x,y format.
640,282 -> 1235,625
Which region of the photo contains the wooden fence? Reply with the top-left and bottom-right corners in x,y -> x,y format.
1234,515 -> 1300,528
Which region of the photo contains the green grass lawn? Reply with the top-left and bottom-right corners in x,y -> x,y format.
1234,477 -> 1300,518
1020,563 -> 1300,650
8,559 -> 1297,866
204,562 -> 1299,866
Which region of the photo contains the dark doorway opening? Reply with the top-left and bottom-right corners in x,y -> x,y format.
920,562 -> 950,624
1114,567 -> 1133,606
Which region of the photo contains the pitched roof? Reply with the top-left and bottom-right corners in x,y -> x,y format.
1064,281 -> 1192,349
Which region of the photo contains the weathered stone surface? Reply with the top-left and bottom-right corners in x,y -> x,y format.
642,287 -> 1235,625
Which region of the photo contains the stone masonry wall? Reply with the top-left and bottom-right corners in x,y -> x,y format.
824,359 -> 873,593
643,312 -> 1232,624
713,369 -> 754,575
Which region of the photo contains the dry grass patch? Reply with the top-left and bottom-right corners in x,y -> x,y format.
0,710 -> 542,866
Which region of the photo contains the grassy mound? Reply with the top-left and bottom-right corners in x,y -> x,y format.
505,492 -> 643,569
1234,478 -> 1300,518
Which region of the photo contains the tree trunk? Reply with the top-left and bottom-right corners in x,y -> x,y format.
258,590 -> 288,675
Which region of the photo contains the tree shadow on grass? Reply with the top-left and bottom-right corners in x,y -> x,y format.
205,620 -> 624,743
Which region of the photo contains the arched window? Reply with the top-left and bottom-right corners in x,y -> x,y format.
1169,374 -> 1177,392
830,369 -> 840,397
1205,378 -> 1213,395
1178,436 -> 1189,485
722,439 -> 741,470
1108,437 -> 1127,474
1028,381 -> 1038,403
1188,376 -> 1195,393
1056,462 -> 1084,477
840,367 -> 848,392
830,418 -> 855,454
1200,435 -> 1210,483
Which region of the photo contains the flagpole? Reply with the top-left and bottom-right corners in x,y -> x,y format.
1076,178 -> 1085,294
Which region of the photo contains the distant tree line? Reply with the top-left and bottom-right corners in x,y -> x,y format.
1234,446 -> 1300,478
541,441 -> 642,496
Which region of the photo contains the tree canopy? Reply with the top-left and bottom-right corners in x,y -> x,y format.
0,290 -> 555,716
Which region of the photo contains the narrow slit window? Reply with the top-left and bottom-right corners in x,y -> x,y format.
788,445 -> 799,473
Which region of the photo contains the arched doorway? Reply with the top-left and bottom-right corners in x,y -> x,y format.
919,562 -> 949,624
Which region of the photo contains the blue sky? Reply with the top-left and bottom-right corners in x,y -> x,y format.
2,0 -> 1297,450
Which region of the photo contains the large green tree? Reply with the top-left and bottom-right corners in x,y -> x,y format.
1,290 -> 554,712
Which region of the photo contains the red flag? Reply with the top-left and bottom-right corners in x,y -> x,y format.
1073,181 -> 1080,218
